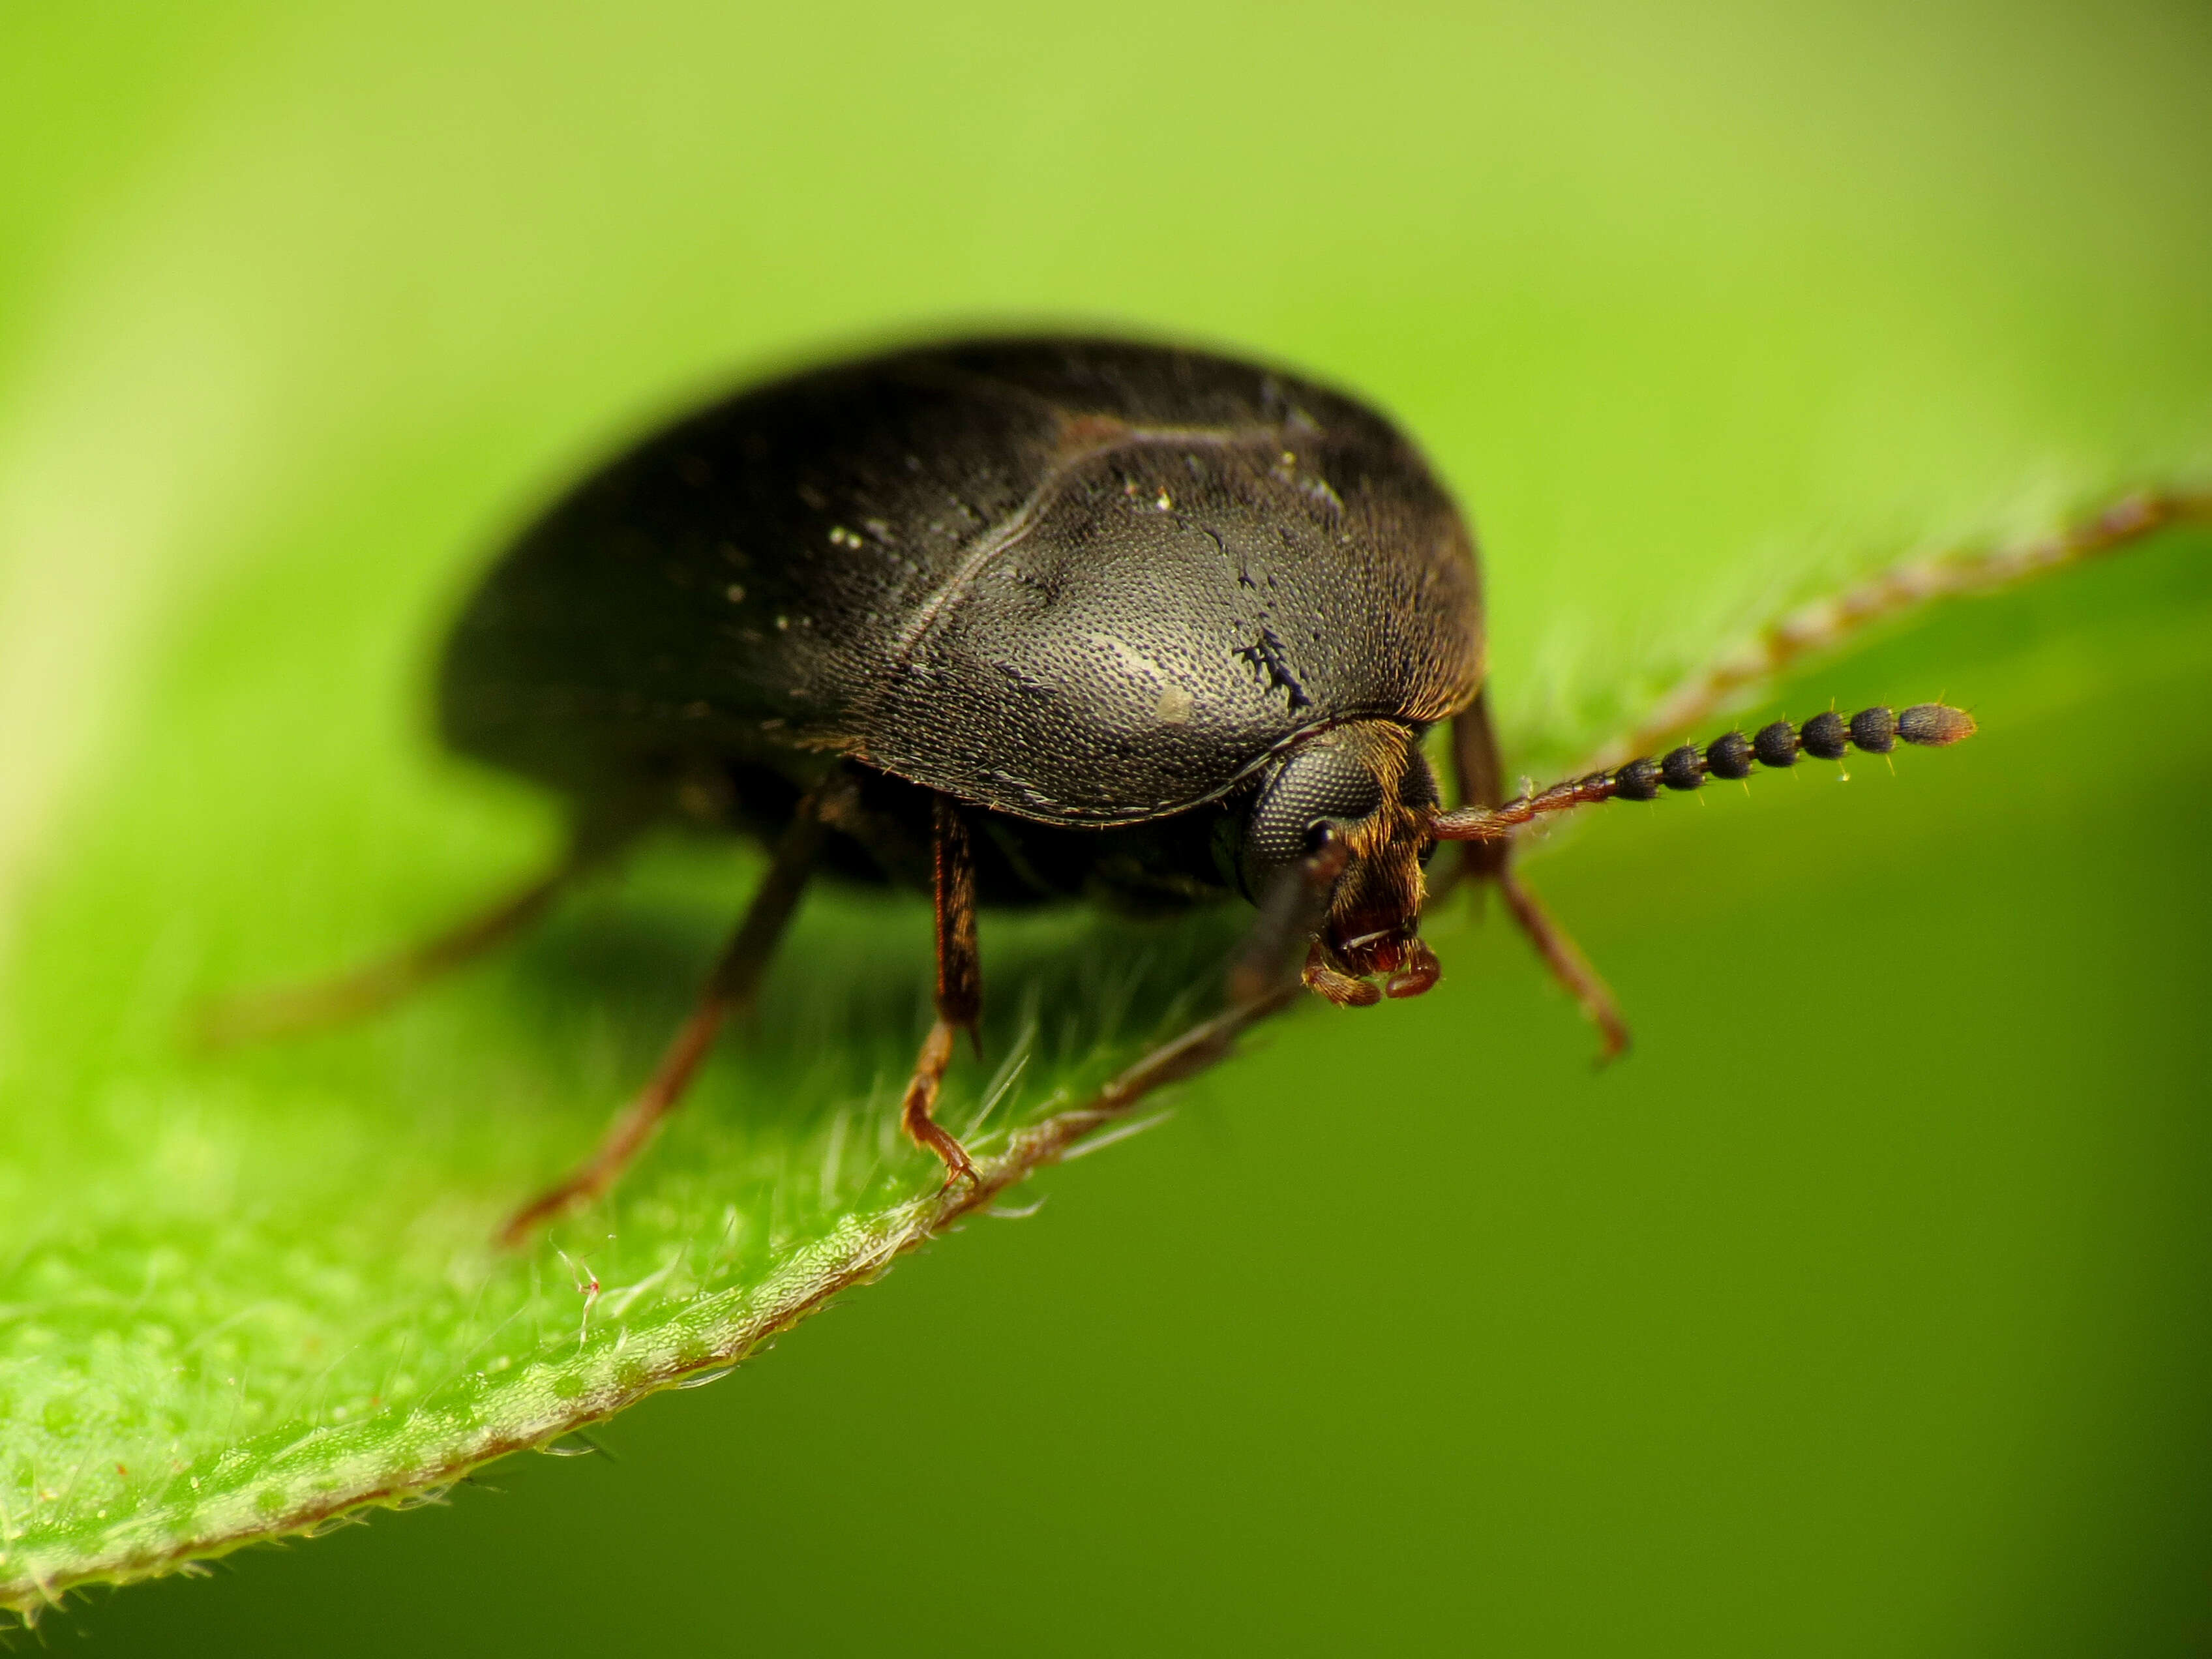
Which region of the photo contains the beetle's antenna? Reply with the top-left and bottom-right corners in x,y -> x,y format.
1427,703 -> 1975,842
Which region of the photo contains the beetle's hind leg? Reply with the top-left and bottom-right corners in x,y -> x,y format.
498,779 -> 841,1246
899,795 -> 983,1189
195,807 -> 643,1049
1444,689 -> 1632,1062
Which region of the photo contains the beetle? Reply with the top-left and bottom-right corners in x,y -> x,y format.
211,335 -> 1973,1240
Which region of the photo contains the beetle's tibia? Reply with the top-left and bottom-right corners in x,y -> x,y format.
1427,703 -> 1975,841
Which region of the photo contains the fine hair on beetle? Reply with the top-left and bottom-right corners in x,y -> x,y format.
198,335 -> 1984,1241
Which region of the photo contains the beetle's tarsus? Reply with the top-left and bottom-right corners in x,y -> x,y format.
498,999 -> 728,1248
1493,870 -> 1631,1064
900,1018 -> 977,1183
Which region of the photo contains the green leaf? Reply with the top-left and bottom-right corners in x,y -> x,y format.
2,0 -> 2208,1615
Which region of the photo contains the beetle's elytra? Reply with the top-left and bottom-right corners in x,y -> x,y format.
213,335 -> 1974,1238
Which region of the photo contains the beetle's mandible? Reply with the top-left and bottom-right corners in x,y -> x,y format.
207,336 -> 1975,1239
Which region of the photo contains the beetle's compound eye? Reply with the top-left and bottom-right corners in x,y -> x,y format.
1239,735 -> 1391,899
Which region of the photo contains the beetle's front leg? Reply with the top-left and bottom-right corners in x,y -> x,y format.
899,794 -> 981,1187
1447,689 -> 1632,1062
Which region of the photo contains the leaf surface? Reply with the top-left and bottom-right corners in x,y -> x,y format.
1,0 -> 2207,1609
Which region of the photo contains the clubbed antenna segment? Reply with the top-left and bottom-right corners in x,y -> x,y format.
1427,704 -> 1975,843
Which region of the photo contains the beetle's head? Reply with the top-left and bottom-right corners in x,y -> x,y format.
1238,719 -> 1444,1006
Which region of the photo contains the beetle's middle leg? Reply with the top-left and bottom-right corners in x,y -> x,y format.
898,794 -> 982,1188
497,776 -> 843,1245
1445,689 -> 1631,1062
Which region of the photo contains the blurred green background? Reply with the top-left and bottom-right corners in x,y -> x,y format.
3,0 -> 2211,1652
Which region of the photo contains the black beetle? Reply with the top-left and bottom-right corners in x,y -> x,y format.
211,336 -> 1974,1239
